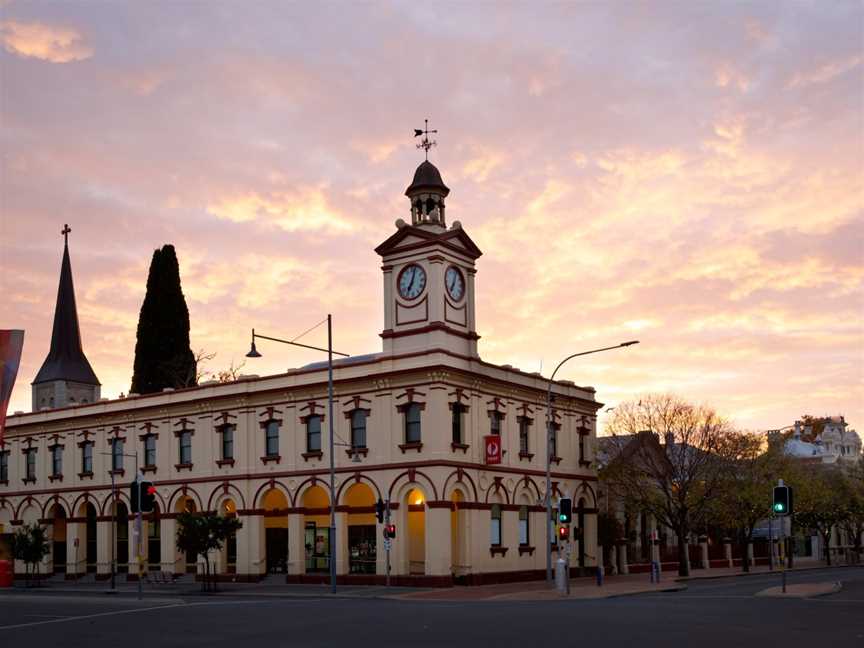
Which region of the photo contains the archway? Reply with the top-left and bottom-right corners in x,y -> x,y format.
0,506 -> 12,564
262,489 -> 288,574
577,497 -> 586,569
174,495 -> 197,573
302,486 -> 330,573
450,489 -> 467,575
113,501 -> 129,573
83,503 -> 97,573
343,483 -> 376,574
218,499 -> 238,574
146,504 -> 161,572
49,504 -> 67,574
405,488 -> 426,575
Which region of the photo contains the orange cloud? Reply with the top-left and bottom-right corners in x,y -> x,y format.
206,188 -> 354,233
0,20 -> 92,63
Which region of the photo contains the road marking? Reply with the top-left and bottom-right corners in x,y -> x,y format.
23,614 -> 69,619
0,604 -> 189,630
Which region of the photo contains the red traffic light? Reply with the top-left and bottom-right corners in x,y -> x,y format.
558,525 -> 570,540
147,485 -> 157,496
384,524 -> 396,539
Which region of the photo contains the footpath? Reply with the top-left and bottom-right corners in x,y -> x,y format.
2,562 -> 856,602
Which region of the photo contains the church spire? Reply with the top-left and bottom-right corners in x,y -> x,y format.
32,225 -> 100,410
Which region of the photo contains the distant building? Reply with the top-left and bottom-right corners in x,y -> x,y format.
772,416 -> 862,465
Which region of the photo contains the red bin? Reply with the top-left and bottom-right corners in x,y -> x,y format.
0,560 -> 12,587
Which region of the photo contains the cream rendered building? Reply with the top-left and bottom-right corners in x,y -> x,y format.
0,160 -> 601,585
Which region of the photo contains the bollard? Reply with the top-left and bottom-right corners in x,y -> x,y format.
596,564 -> 604,587
555,558 -> 568,595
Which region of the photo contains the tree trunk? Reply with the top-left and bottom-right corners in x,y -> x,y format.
823,530 -> 832,566
677,531 -> 689,577
741,529 -> 750,573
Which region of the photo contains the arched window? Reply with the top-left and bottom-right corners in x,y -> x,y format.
490,504 -> 502,546
519,506 -> 529,545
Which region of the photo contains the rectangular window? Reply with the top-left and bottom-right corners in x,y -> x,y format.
519,418 -> 530,455
351,410 -> 367,449
306,415 -> 321,452
405,403 -> 422,443
179,431 -> 192,464
490,504 -> 502,546
51,446 -> 62,477
579,433 -> 586,462
0,451 -> 8,481
221,425 -> 234,460
265,421 -> 280,457
144,435 -> 156,467
550,426 -> 558,458
451,403 -> 463,444
519,506 -> 529,545
25,448 -> 36,480
112,439 -> 124,471
490,411 -> 503,435
82,442 -> 93,473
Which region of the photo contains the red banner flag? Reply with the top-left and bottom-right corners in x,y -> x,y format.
484,435 -> 502,465
0,330 -> 25,443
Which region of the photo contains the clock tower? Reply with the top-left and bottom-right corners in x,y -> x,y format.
375,160 -> 482,358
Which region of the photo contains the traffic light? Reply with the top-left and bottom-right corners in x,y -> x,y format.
558,498 -> 572,524
558,525 -> 570,541
141,481 -> 156,513
376,498 -> 385,524
384,524 -> 396,539
773,485 -> 793,515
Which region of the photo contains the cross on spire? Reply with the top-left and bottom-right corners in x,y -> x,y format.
61,224 -> 71,246
414,119 -> 438,161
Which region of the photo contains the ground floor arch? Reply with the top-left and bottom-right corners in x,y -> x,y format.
262,488 -> 288,574
48,504 -> 67,574
302,486 -> 330,574
343,482 -> 376,574
404,487 -> 426,575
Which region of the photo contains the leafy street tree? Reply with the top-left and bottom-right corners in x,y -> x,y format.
840,458 -> 864,564
11,523 -> 51,587
709,434 -> 790,572
602,394 -> 736,577
790,463 -> 849,566
130,245 -> 197,394
176,512 -> 242,592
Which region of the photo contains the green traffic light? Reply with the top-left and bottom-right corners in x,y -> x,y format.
773,503 -> 785,512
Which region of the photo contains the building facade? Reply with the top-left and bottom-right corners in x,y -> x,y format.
0,160 -> 601,584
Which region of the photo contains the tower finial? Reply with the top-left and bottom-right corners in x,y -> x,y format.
413,118 -> 437,161
61,224 -> 71,246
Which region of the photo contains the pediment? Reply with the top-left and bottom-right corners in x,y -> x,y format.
375,225 -> 482,260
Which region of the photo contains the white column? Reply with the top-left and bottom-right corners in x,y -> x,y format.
96,520 -> 112,578
236,514 -> 265,579
723,539 -> 733,568
288,514 -> 305,576
66,522 -> 84,578
425,505 -> 451,576
335,512 -> 348,575
160,518 -> 177,573
699,536 -> 710,570
584,512 -> 598,568
617,542 -> 629,574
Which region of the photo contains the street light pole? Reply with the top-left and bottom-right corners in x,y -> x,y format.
544,341 -> 639,585
246,318 -> 349,594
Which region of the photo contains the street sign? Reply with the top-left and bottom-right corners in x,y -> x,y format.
383,538 -> 391,551
484,435 -> 502,465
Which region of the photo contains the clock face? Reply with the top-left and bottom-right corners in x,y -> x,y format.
398,263 -> 427,300
445,266 -> 465,301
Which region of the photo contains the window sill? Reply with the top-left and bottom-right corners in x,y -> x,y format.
174,463 -> 194,471
49,474 -> 63,483
78,471 -> 93,480
23,477 -> 37,484
489,546 -> 509,557
450,443 -> 469,453
261,455 -> 282,464
579,460 -> 592,468
109,469 -> 125,477
518,545 -> 536,556
550,456 -> 562,465
0,480 -> 7,486
519,452 -> 534,461
216,459 -> 235,468
141,465 -> 157,474
302,451 -> 323,461
399,442 -> 423,454
346,447 -> 369,457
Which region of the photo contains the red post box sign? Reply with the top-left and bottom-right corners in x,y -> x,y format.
484,435 -> 502,465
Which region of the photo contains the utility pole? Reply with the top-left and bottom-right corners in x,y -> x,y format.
385,499 -> 391,588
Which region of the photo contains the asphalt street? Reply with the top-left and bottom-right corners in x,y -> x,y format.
0,566 -> 861,648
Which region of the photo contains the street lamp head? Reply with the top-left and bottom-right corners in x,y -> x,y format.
246,339 -> 262,359
621,340 -> 640,347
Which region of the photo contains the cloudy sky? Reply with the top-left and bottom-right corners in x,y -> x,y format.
1,1 -> 862,432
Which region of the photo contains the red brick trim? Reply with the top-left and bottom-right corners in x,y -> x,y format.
381,322 -> 480,341
426,500 -> 453,510
173,428 -> 194,438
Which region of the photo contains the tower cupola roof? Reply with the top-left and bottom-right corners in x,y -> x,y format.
405,160 -> 450,197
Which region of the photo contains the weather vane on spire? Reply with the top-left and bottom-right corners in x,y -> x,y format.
414,119 -> 437,161
61,223 -> 71,246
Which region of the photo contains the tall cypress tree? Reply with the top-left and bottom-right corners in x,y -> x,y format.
130,245 -> 197,394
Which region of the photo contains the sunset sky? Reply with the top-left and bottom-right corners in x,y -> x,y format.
1,1 -> 862,433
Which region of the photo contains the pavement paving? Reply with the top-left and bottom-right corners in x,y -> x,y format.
755,581 -> 841,598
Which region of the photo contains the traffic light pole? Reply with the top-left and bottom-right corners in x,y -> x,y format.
385,500 -> 391,588
135,473 -> 142,601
